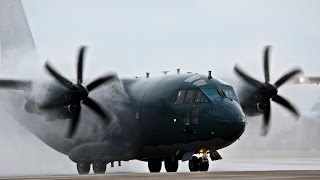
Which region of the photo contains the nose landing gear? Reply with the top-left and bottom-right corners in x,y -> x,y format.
198,157 -> 209,171
188,156 -> 209,172
188,156 -> 200,172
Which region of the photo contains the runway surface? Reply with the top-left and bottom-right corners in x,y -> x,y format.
1,171 -> 320,180
1,158 -> 320,179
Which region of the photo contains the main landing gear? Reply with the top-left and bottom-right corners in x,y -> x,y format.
148,159 -> 162,172
188,156 -> 209,172
76,161 -> 107,174
164,158 -> 179,172
147,158 -> 179,173
77,161 -> 91,175
92,161 -> 106,174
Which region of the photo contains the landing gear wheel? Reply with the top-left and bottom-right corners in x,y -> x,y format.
93,161 -> 106,174
148,159 -> 162,173
77,161 -> 91,175
198,157 -> 209,172
164,159 -> 178,172
189,156 -> 199,172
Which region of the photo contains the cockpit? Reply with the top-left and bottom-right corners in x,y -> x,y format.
174,86 -> 238,104
175,90 -> 208,104
202,87 -> 238,102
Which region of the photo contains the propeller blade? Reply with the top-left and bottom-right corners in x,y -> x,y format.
262,100 -> 271,136
45,61 -> 73,89
77,46 -> 86,84
264,46 -> 271,83
272,95 -> 300,118
86,74 -> 117,92
234,64 -> 262,88
274,68 -> 302,88
67,105 -> 81,138
82,97 -> 110,123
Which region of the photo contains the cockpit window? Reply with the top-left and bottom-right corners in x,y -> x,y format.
221,87 -> 238,101
195,91 -> 208,103
175,90 -> 186,104
185,90 -> 197,103
175,90 -> 209,104
201,88 -> 222,101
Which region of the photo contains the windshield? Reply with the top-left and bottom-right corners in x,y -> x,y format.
221,87 -> 238,101
201,88 -> 222,101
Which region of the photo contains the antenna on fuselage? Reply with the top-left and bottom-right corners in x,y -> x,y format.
208,71 -> 212,80
146,72 -> 150,78
162,71 -> 169,75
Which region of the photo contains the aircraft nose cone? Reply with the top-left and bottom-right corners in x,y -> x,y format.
215,100 -> 246,141
220,100 -> 245,122
219,121 -> 246,141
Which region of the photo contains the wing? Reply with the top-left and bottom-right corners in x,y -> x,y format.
294,75 -> 320,85
0,79 -> 32,90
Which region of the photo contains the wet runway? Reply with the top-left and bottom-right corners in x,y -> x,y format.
1,171 -> 320,180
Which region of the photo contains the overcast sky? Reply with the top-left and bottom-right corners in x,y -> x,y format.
22,0 -> 320,79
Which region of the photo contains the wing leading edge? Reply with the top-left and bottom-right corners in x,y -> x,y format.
0,79 -> 32,90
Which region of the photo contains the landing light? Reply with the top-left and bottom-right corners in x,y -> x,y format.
173,118 -> 177,123
299,77 -> 305,83
199,149 -> 209,157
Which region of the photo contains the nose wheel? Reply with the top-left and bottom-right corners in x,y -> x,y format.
189,156 -> 200,172
199,157 -> 209,171
188,156 -> 209,172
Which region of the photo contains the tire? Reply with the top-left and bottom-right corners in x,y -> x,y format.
93,161 -> 106,174
164,159 -> 178,172
77,161 -> 91,175
148,159 -> 162,173
198,157 -> 209,172
189,156 -> 199,172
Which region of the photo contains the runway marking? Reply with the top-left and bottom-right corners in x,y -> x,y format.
1,170 -> 320,180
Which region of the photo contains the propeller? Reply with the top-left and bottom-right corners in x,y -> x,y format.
42,46 -> 117,138
234,46 -> 301,135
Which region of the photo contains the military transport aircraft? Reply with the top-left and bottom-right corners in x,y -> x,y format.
0,0 -> 302,175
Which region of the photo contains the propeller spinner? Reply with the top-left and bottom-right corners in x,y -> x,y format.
234,46 -> 301,135
43,46 -> 116,138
